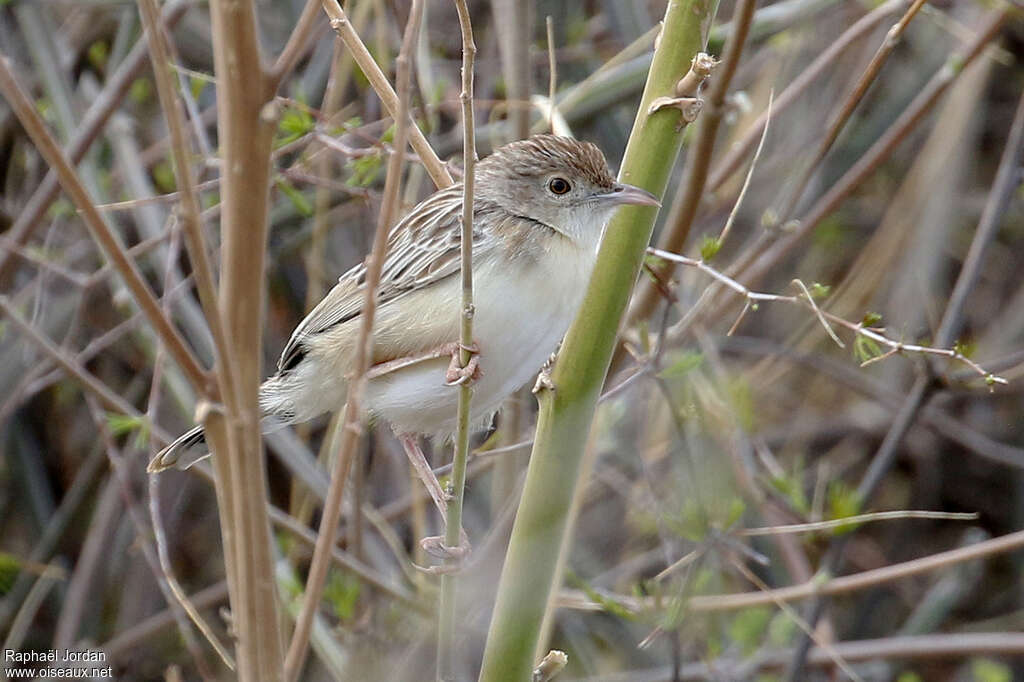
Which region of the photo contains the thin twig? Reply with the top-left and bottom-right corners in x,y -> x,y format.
136,0 -> 233,403
270,0 -> 325,86
546,16 -> 557,134
0,0 -> 191,283
0,55 -> 209,393
739,510 -> 978,536
320,0 -> 454,190
437,1 -> 476,679
648,248 -> 1008,384
774,0 -> 929,223
283,2 -> 423,679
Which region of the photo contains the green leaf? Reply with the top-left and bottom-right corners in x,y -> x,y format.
323,570 -> 362,622
729,607 -> 771,656
854,334 -> 884,364
971,658 -> 1011,682
861,311 -> 882,327
0,552 -> 21,595
896,672 -> 923,682
189,75 -> 207,100
277,106 -> 315,146
346,153 -> 383,188
152,160 -> 176,193
658,351 -> 703,379
808,282 -> 831,300
699,235 -> 722,261
87,41 -> 109,71
130,77 -> 152,104
275,178 -> 313,217
826,480 -> 863,535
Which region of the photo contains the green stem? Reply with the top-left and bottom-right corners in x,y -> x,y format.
437,1 -> 476,681
476,2 -> 718,680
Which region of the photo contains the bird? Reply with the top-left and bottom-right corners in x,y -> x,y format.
150,134 -> 659,495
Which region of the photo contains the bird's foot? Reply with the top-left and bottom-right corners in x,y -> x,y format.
444,341 -> 482,386
416,530 -> 471,574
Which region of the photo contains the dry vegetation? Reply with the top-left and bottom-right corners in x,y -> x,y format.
1,1 -> 1023,681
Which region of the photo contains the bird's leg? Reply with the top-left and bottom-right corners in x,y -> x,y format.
398,434 -> 471,570
365,341 -> 481,386
444,341 -> 481,386
399,433 -> 449,513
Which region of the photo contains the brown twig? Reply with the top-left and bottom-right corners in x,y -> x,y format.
706,0 -> 907,194
204,0 -> 284,676
0,0 -> 191,284
282,2 -> 423,678
774,0 -> 929,223
320,0 -> 454,190
0,55 -> 209,394
136,0 -> 234,404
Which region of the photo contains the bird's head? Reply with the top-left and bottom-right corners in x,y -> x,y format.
476,134 -> 659,245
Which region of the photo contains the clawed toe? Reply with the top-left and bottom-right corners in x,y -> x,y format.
445,342 -> 482,386
416,530 -> 471,574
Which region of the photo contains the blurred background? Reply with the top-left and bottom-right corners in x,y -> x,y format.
0,0 -> 1022,680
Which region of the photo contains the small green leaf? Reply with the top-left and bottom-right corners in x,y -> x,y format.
699,235 -> 722,261
87,41 -> 109,71
808,282 -> 831,300
189,75 -> 207,100
323,570 -> 361,622
658,351 -> 703,379
130,77 -> 152,104
277,106 -> 315,146
729,606 -> 771,656
953,339 -> 976,358
854,334 -> 884,364
152,160 -> 176,193
861,311 -> 882,327
275,178 -> 313,217
896,672 -> 924,682
0,552 -> 22,595
826,480 -> 862,535
346,153 -> 383,188
971,658 -> 1011,682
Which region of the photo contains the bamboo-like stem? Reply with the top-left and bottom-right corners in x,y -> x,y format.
627,0 -> 756,327
774,0 -> 929,223
205,0 -> 284,677
135,0 -> 235,404
436,2 -> 475,680
282,3 -> 423,679
476,3 -> 719,680
321,0 -> 453,190
0,55 -> 209,395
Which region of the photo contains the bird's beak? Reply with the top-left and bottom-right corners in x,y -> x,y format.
595,183 -> 661,208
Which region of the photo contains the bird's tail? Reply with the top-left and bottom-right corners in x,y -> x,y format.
148,424 -> 208,472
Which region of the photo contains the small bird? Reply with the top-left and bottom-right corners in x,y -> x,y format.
150,135 -> 658,482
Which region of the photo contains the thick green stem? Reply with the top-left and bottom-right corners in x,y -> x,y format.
476,3 -> 718,680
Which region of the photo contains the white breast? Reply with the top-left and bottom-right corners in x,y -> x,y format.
364,236 -> 595,436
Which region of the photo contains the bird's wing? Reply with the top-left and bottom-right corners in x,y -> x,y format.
277,185 -> 491,373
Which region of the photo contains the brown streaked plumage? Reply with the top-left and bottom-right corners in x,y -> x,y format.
150,134 -> 659,472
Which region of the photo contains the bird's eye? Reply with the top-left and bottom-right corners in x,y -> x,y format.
548,177 -> 572,195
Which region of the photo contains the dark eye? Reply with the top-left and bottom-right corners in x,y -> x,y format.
548,177 -> 572,195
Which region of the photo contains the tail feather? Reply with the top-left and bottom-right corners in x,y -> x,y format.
148,425 -> 208,472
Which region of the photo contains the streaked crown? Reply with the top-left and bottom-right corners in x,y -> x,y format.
479,134 -> 616,190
